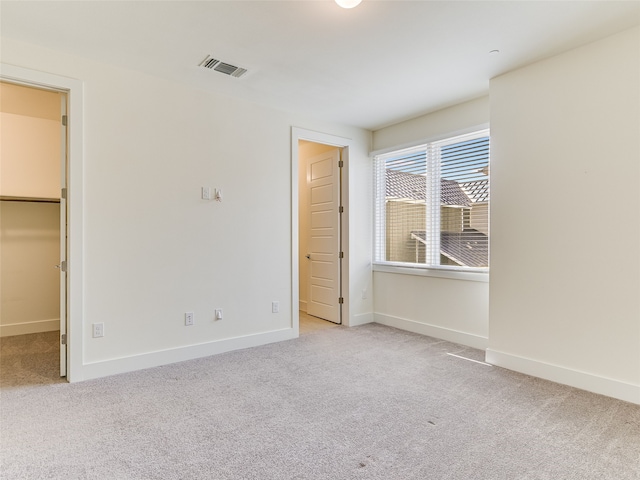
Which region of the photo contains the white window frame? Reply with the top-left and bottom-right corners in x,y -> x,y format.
372,128 -> 490,281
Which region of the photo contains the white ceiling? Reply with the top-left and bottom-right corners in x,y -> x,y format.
1,1 -> 639,130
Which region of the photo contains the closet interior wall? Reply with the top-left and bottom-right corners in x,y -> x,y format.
0,81 -> 61,337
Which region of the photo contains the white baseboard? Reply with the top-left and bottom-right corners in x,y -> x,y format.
486,348 -> 640,405
299,300 -> 307,312
80,328 -> 297,382
348,312 -> 374,327
0,318 -> 59,337
374,313 -> 488,350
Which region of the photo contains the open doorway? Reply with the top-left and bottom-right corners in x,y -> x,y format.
0,80 -> 68,383
292,127 -> 352,335
298,141 -> 343,325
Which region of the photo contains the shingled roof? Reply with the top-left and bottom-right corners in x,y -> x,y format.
461,179 -> 489,203
386,169 -> 473,207
411,229 -> 489,268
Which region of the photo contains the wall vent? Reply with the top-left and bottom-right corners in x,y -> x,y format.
199,55 -> 247,78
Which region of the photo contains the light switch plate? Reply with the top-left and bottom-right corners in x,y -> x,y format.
92,323 -> 104,338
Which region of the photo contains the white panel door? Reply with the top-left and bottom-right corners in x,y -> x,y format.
306,149 -> 341,323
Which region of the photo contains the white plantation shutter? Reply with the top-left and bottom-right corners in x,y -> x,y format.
374,129 -> 490,270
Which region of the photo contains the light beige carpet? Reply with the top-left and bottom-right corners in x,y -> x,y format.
1,323 -> 639,479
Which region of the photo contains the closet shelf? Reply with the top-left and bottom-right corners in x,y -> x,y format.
0,195 -> 60,204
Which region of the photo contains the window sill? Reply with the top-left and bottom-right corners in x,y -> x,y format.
372,263 -> 489,283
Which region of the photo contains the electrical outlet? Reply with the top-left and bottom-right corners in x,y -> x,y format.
215,309 -> 223,321
185,312 -> 194,326
92,322 -> 104,338
362,289 -> 368,299
272,301 -> 279,313
202,186 -> 211,200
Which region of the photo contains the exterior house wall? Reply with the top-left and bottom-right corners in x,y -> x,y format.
385,202 -> 465,264
470,203 -> 488,235
385,201 -> 425,263
441,206 -> 463,233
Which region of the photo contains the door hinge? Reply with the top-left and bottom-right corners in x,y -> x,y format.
60,260 -> 67,272
338,160 -> 344,168
62,115 -> 68,126
339,251 -> 344,259
338,297 -> 344,304
339,206 -> 344,213
61,188 -> 67,200
61,333 -> 67,345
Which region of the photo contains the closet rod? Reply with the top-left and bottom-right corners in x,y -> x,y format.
0,196 -> 60,204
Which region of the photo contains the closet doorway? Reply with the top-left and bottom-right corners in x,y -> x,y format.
292,127 -> 353,334
0,80 -> 68,378
298,141 -> 343,324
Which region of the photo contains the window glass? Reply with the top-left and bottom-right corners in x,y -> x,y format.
374,130 -> 489,270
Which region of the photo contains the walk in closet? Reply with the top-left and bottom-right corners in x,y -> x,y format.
0,81 -> 63,342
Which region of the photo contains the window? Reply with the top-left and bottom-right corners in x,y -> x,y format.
374,129 -> 490,271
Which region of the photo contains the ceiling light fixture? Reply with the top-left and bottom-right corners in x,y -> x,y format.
335,0 -> 362,9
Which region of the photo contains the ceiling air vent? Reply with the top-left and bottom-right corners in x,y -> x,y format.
199,55 -> 247,78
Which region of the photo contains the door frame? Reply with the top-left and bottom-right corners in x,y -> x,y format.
1,64 -> 84,382
291,127 -> 352,335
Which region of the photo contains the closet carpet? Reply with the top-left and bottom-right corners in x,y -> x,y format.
0,331 -> 64,388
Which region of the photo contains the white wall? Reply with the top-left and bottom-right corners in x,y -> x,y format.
0,202 -> 60,336
371,97 -> 490,349
373,272 -> 489,348
488,27 -> 640,404
1,38 -> 371,380
372,96 -> 490,152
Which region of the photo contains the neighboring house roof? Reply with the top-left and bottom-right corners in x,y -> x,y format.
442,179 -> 472,207
386,169 -> 426,201
386,169 -> 472,207
411,229 -> 489,268
461,179 -> 489,203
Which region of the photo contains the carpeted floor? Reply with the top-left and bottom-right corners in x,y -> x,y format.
0,330 -> 65,389
1,322 -> 639,479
